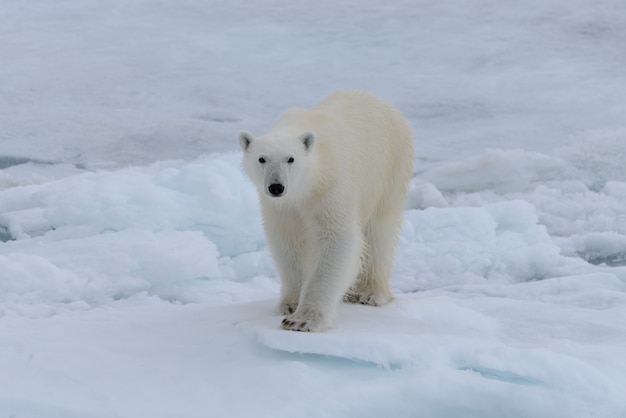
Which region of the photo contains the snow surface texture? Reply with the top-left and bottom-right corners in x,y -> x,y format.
1,1 -> 626,417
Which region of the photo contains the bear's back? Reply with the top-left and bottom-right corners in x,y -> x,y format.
269,91 -> 413,218
319,90 -> 413,188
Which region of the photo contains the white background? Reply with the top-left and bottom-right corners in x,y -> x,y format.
1,1 -> 625,417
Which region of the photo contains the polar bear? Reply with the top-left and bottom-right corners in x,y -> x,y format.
238,90 -> 413,332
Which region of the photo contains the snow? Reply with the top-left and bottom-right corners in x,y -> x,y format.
1,0 -> 626,417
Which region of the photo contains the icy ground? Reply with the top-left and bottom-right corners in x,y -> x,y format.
2,1 -> 626,417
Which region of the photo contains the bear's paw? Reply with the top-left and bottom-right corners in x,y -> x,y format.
281,306 -> 329,332
343,290 -> 392,307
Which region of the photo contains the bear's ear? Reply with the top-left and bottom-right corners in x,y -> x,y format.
238,131 -> 254,151
300,132 -> 316,151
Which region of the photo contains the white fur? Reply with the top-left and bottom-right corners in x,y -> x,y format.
239,91 -> 414,332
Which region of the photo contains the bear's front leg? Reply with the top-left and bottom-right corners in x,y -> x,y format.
282,223 -> 362,332
261,205 -> 306,316
274,255 -> 303,316
278,292 -> 299,316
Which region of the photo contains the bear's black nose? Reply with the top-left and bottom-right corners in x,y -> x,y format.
268,183 -> 285,196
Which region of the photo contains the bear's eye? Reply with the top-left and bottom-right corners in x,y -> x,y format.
258,157 -> 266,164
287,157 -> 295,164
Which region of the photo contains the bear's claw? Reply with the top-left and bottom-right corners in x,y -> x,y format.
281,306 -> 328,332
281,318 -> 311,332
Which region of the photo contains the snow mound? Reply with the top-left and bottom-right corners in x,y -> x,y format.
559,129 -> 626,190
395,200 -> 581,291
0,153 -> 277,316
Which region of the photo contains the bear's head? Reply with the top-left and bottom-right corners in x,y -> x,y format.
238,130 -> 316,200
